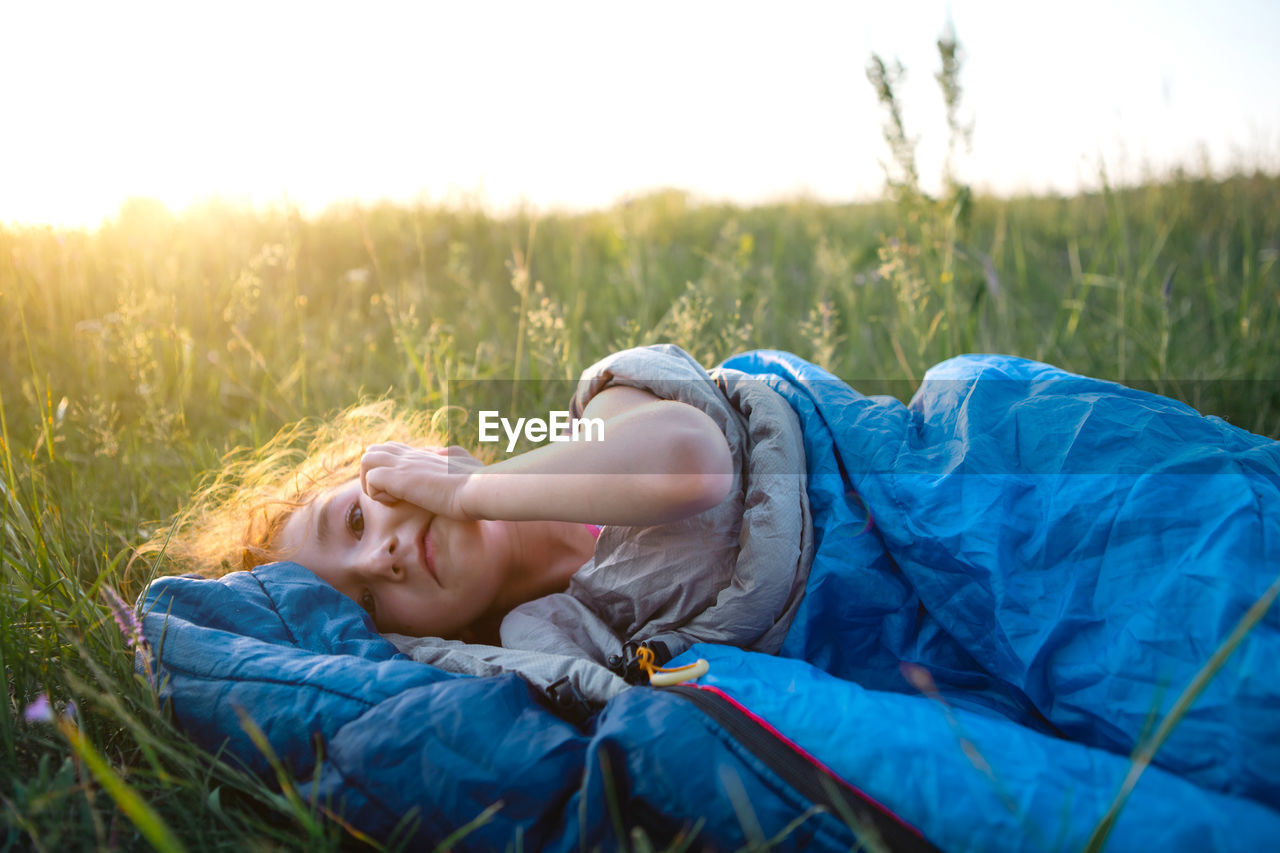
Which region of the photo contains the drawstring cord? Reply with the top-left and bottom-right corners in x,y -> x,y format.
634,646 -> 710,687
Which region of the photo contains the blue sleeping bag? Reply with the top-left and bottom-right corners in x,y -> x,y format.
139,352 -> 1280,851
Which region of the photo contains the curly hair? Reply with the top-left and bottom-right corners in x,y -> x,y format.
129,400 -> 454,589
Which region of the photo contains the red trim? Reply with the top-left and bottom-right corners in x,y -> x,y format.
692,683 -> 926,840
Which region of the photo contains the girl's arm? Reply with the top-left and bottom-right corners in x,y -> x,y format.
360,385 -> 734,527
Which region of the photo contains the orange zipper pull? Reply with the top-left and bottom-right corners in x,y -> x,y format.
635,645 -> 710,686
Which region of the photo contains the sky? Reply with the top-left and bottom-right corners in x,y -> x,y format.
2,0 -> 1277,228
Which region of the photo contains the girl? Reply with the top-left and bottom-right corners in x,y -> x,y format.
259,386 -> 733,644
144,343 -> 809,657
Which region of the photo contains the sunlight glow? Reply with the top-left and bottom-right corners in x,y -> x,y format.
1,0 -> 1276,227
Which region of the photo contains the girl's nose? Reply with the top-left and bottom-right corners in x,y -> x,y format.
360,534 -> 403,580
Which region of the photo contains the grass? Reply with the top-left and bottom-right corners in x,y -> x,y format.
3,39 -> 1280,850
4,166 -> 1278,851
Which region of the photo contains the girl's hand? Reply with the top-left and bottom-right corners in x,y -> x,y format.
452,386 -> 733,527
360,443 -> 485,521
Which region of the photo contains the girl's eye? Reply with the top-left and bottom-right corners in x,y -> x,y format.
345,501 -> 364,539
358,589 -> 376,618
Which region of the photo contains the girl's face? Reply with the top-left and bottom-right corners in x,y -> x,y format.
276,478 -> 510,637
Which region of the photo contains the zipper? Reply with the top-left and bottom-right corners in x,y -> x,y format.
668,684 -> 940,853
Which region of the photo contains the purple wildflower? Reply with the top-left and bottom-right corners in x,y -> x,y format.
101,586 -> 149,654
23,693 -> 53,723
22,693 -> 78,725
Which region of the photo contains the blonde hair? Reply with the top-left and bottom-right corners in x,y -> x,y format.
130,400 -> 452,589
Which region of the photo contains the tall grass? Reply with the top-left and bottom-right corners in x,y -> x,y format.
3,33 -> 1279,851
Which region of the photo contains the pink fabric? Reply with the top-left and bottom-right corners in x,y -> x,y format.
584,524 -> 603,540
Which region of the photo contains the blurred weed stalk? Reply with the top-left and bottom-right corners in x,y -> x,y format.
866,23 -> 984,379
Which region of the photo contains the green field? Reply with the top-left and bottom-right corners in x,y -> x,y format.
2,157 -> 1279,849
